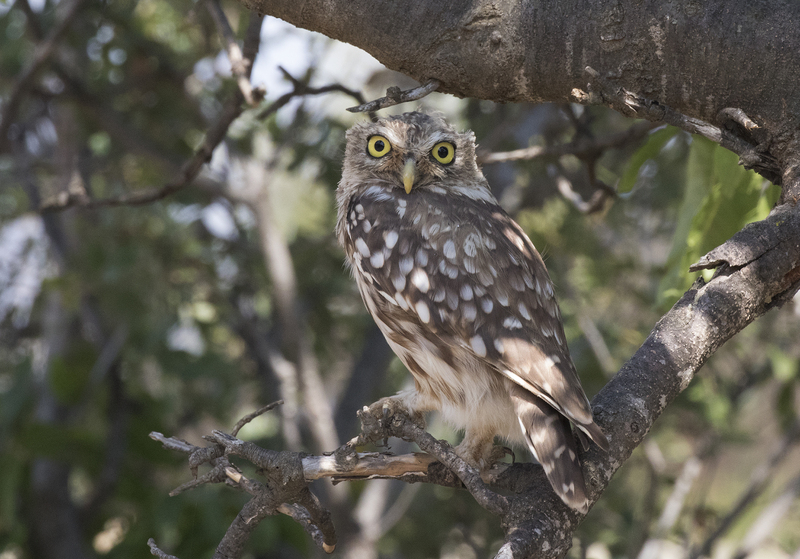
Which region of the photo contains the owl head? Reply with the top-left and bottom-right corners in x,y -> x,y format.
340,112 -> 492,202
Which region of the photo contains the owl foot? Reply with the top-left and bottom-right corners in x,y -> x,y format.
454,438 -> 511,471
361,396 -> 426,431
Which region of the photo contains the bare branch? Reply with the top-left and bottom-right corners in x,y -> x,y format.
37,13 -> 264,212
0,0 -> 89,152
205,0 -> 265,106
477,120 -> 655,165
732,473 -> 800,559
257,67 -> 368,121
346,79 -> 440,113
148,538 -> 180,559
231,400 -> 284,437
688,419 -> 800,559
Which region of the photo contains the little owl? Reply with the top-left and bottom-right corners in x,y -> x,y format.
336,111 -> 608,513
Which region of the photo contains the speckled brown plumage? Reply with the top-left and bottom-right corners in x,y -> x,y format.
336,111 -> 607,513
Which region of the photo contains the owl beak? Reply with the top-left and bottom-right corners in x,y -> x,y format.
402,159 -> 416,194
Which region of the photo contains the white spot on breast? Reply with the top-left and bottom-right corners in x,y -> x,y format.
554,445 -> 566,459
433,288 -> 446,302
415,300 -> 431,323
397,198 -> 407,208
463,303 -> 477,321
447,265 -> 458,279
463,258 -> 477,274
470,335 -> 487,357
503,317 -> 523,329
362,220 -> 372,233
473,285 -> 486,297
385,230 -> 399,249
443,240 -> 456,259
484,237 -> 496,250
410,269 -> 430,292
460,284 -> 473,301
496,292 -> 509,306
481,298 -> 494,313
412,213 -> 422,224
415,249 -> 428,266
399,255 -> 414,275
370,252 -> 385,268
392,274 -> 406,291
355,237 -> 370,258
518,303 -> 531,320
510,274 -> 525,291
494,338 -> 504,354
355,204 -> 365,218
397,206 -> 406,218
463,234 -> 479,257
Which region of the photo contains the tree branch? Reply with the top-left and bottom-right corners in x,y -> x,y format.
346,79 -> 440,113
0,0 -> 89,152
205,0 -> 265,106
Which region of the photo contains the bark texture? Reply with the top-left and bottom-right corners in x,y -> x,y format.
244,1 -> 798,130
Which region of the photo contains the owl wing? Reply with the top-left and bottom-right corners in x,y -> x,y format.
343,184 -> 607,452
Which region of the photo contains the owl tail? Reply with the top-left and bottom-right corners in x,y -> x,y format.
510,386 -> 591,514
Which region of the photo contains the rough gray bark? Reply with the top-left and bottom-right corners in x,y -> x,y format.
243,0 -> 800,196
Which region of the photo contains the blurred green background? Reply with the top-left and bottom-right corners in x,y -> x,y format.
0,1 -> 798,558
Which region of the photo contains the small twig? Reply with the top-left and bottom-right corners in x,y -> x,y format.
347,79 -> 440,113
576,66 -> 781,184
257,67 -> 368,121
205,0 -> 264,106
148,538 -> 180,559
0,0 -> 89,152
718,108 -> 759,131
732,473 -> 800,559
37,13 -> 264,212
554,172 -> 610,214
231,400 -> 283,437
149,432 -> 199,454
688,419 -> 800,559
477,120 -> 655,165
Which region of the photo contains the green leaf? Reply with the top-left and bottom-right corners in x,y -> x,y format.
617,126 -> 680,193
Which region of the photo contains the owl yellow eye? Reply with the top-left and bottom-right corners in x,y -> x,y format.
431,142 -> 455,164
367,135 -> 392,158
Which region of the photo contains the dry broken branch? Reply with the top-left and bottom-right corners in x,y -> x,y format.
347,79 -> 440,113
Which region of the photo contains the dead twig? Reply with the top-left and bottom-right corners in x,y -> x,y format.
37,13 -> 264,213
477,120 -> 656,165
688,419 -> 800,559
347,79 -> 440,114
205,0 -> 264,106
231,400 -> 284,436
257,67 -> 369,121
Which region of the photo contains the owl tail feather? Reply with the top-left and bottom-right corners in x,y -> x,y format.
510,387 -> 591,514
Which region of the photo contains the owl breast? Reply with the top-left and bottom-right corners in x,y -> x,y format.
338,180 -> 566,442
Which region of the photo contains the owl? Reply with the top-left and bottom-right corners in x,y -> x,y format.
336,111 -> 608,513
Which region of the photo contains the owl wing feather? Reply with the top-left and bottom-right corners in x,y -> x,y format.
342,184 -> 607,455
